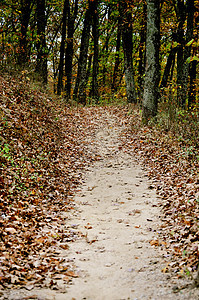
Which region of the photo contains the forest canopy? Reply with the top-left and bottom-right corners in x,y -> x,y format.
0,0 -> 198,113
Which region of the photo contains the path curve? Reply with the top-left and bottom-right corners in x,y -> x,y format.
3,110 -> 198,300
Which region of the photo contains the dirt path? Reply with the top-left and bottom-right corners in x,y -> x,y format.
3,110 -> 198,300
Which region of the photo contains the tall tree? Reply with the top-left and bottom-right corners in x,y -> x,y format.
57,0 -> 68,95
64,0 -> 78,100
73,1 -> 92,104
35,0 -> 47,84
17,0 -> 33,68
174,0 -> 194,107
138,2 -> 147,98
160,46 -> 177,89
142,0 -> 160,123
111,10 -> 122,92
89,0 -> 99,103
120,0 -> 137,103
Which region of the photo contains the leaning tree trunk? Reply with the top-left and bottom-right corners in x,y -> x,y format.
35,0 -> 48,84
120,1 -> 137,103
160,46 -> 177,89
142,0 -> 160,123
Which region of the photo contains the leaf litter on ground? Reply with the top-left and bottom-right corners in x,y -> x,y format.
0,73 -> 199,294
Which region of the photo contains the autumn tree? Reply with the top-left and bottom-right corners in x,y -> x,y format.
73,2 -> 92,104
64,0 -> 78,100
142,0 -> 160,123
35,0 -> 47,84
17,0 -> 33,68
89,0 -> 99,102
174,0 -> 195,107
119,0 -> 137,103
111,11 -> 122,92
57,0 -> 68,95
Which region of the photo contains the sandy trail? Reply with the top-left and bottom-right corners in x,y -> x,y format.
3,111 -> 198,300
54,112 -> 196,300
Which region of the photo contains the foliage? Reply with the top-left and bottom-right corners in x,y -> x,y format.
122,105 -> 199,278
0,72 -> 97,289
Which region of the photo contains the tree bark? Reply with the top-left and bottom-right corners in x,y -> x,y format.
73,1 -> 92,104
35,0 -> 47,84
138,3 -> 147,98
120,1 -> 137,103
64,0 -> 78,100
90,0 -> 99,103
17,0 -> 32,68
142,0 -> 160,123
175,0 -> 194,107
182,0 -> 194,106
111,13 -> 122,92
188,58 -> 197,106
57,0 -> 68,95
160,47 -> 177,89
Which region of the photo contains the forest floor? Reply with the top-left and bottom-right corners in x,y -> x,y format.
2,106 -> 199,300
1,75 -> 199,299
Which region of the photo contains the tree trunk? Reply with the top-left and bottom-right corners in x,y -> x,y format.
142,0 -> 160,123
160,47 -> 177,89
138,3 -> 147,98
64,0 -> 78,100
35,0 -> 47,84
188,58 -> 197,106
90,0 -> 99,103
101,5 -> 112,87
17,0 -> 32,68
73,1 -> 92,104
111,14 -> 122,92
120,1 -> 137,103
175,0 -> 194,107
57,0 -> 68,95
182,0 -> 194,106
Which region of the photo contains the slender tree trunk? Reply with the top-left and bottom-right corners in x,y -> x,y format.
65,0 -> 78,100
90,0 -> 99,103
160,47 -> 177,89
101,5 -> 112,87
142,0 -> 160,123
188,58 -> 197,106
57,0 -> 68,95
102,34 -> 109,86
138,3 -> 147,98
120,1 -> 137,103
73,2 -> 91,104
175,0 -> 194,107
111,14 -> 122,92
17,0 -> 32,68
182,0 -> 194,106
35,0 -> 47,84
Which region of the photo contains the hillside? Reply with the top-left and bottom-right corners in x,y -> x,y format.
0,73 -> 199,297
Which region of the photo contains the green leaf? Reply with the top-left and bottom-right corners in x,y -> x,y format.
186,56 -> 199,63
192,56 -> 199,62
186,38 -> 194,47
